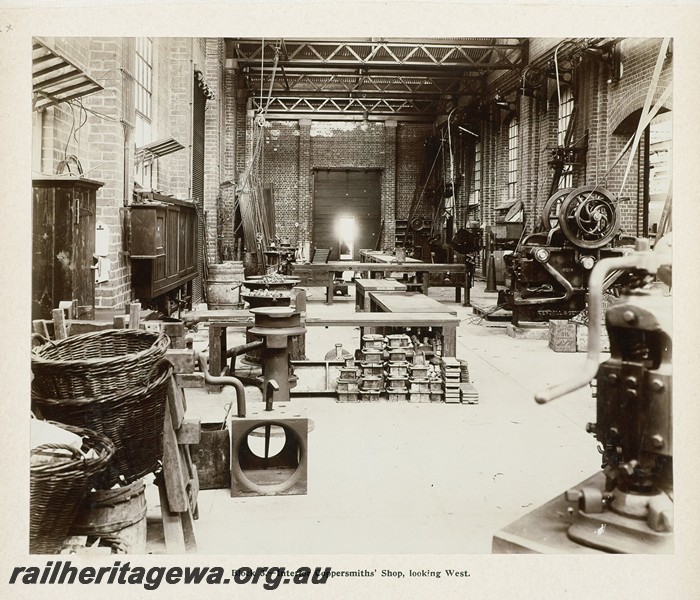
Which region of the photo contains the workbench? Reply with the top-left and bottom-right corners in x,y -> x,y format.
360,249 -> 422,266
354,278 -> 407,311
291,261 -> 468,305
368,291 -> 458,316
204,311 -> 460,381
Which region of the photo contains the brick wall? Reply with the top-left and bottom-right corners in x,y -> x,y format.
158,38 -> 192,200
250,119 -> 407,250
396,123 -> 433,219
475,37 -> 671,241
83,37 -> 131,309
262,120 -> 300,243
33,36 -> 227,311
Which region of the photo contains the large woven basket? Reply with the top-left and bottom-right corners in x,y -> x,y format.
30,422 -> 115,554
33,361 -> 173,488
31,329 -> 170,399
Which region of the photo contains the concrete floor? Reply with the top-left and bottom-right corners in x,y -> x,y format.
148,279 -> 602,554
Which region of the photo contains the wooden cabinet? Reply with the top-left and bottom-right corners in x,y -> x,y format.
32,177 -> 103,320
129,194 -> 197,306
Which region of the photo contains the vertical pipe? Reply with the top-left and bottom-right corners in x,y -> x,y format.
642,125 -> 651,237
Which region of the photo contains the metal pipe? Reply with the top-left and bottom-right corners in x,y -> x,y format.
535,243 -> 664,404
194,351 -> 247,417
513,257 -> 574,306
226,338 -> 265,373
265,379 -> 280,411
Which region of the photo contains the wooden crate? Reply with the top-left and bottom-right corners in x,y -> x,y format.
548,319 -> 577,353
575,324 -> 611,353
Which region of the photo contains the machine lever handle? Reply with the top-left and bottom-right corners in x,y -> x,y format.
535,239 -> 670,404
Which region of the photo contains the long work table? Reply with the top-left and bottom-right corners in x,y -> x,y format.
354,278 -> 407,311
369,291 -> 458,316
292,261 -> 468,305
191,309 -> 460,381
360,250 -> 423,265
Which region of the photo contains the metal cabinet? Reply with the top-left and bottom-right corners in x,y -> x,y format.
32,176 -> 103,320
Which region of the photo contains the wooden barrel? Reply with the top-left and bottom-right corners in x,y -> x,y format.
71,478 -> 147,554
207,261 -> 245,309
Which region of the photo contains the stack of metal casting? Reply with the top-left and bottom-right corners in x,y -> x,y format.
385,334 -> 411,401
359,334 -> 385,401
336,360 -> 360,402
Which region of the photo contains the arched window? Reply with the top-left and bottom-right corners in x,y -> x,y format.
557,87 -> 575,189
507,117 -> 518,200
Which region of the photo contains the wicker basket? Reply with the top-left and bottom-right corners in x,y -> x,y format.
33,361 -> 173,488
31,329 -> 170,399
30,422 -> 115,554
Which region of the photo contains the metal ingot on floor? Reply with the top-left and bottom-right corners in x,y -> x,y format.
229,418 -> 308,497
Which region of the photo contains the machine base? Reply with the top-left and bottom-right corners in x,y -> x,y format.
568,504 -> 673,554
492,472 -> 673,554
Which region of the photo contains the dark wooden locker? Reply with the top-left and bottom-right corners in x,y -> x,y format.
129,194 -> 197,303
32,176 -> 103,321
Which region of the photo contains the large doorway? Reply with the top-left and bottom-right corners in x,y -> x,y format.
312,169 -> 382,261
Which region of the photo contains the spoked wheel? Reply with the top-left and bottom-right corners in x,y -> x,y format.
541,187 -> 573,231
558,186 -> 619,248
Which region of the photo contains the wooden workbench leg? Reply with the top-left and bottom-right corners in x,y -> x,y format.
326,274 -> 334,304
461,269 -> 468,305
220,328 -> 227,374
422,272 -> 430,296
208,325 -> 223,378
442,325 -> 457,357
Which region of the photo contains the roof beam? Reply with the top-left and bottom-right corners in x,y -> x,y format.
251,95 -> 446,116
257,112 -> 435,123
232,39 -> 525,70
242,74 -> 482,97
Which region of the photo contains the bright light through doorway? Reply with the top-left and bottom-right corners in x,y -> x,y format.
337,217 -> 355,260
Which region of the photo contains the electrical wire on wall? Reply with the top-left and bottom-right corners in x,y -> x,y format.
54,98 -> 123,179
56,99 -> 89,176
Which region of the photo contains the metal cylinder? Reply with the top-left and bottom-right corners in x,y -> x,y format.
248,307 -> 307,404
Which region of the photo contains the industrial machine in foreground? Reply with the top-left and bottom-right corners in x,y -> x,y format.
502,185 -> 635,324
534,236 -> 673,553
